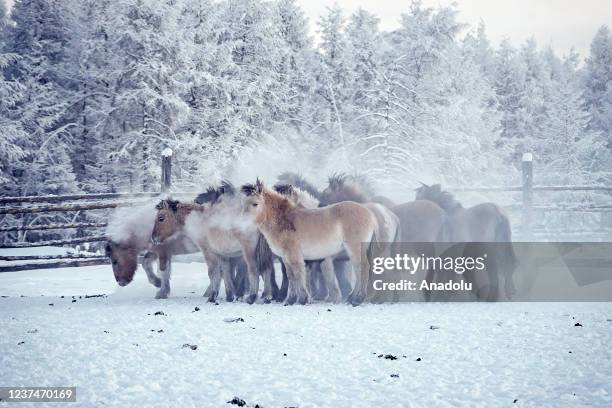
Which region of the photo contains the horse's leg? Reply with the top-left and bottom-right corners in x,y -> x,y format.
282,260 -> 297,305
221,258 -> 235,302
321,257 -> 341,303
344,240 -> 369,306
155,251 -> 172,299
316,266 -> 328,300
285,253 -> 310,305
242,247 -> 260,305
202,249 -> 222,303
270,264 -> 280,301
232,258 -> 247,299
279,262 -> 289,302
334,259 -> 352,299
142,250 -> 161,288
261,265 -> 275,304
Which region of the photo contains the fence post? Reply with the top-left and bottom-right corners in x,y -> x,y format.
522,153 -> 533,239
161,148 -> 172,193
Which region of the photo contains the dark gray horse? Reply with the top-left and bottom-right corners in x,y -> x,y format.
415,183 -> 517,300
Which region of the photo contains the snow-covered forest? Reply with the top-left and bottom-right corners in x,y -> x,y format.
0,0 -> 611,240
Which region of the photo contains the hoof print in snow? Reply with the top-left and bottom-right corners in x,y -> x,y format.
223,317 -> 244,323
429,325 -> 439,330
574,322 -> 583,327
17,341 -> 25,345
416,357 -> 422,361
390,373 -> 399,378
193,307 -> 200,312
182,343 -> 197,350
227,397 -> 246,406
378,354 -> 397,360
154,311 -> 165,316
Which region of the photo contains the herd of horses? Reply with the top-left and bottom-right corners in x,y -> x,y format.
105,173 -> 516,305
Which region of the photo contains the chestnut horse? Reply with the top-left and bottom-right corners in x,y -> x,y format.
241,180 -> 379,306
105,202 -> 201,299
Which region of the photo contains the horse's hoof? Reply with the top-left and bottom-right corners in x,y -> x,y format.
298,296 -> 308,305
155,291 -> 168,299
263,296 -> 272,304
207,292 -> 218,303
246,294 -> 257,305
226,294 -> 234,303
284,295 -> 297,306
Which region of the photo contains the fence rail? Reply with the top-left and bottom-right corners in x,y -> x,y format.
1,149 -> 611,273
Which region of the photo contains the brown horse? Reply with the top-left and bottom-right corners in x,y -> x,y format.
241,180 -> 379,305
415,183 -> 517,300
105,202 -> 201,299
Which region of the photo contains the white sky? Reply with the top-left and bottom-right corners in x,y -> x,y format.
298,0 -> 612,58
3,0 -> 610,58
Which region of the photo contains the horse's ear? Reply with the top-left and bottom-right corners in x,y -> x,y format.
168,199 -> 179,212
155,200 -> 165,210
255,178 -> 264,194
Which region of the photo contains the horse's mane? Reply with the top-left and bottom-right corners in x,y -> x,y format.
106,200 -> 158,244
274,183 -> 319,209
415,184 -> 463,214
324,173 -> 375,204
195,180 -> 235,205
277,172 -> 321,200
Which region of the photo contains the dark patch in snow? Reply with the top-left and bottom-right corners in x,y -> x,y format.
193,306 -> 200,312
103,330 -> 109,334
429,325 -> 439,330
158,329 -> 164,333
327,309 -> 332,312
390,374 -> 399,378
182,343 -> 197,350
61,296 -> 64,298
513,399 -> 518,403
48,303 -> 54,306
85,294 -> 106,298
378,354 -> 397,360
283,353 -> 287,357
223,317 -> 244,323
17,341 -> 25,345
574,322 -> 583,327
416,357 -> 422,361
154,311 -> 165,316
27,329 -> 38,334
72,299 -> 77,303
227,397 -> 246,406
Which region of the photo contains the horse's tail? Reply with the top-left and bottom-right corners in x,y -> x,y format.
255,233 -> 279,299
495,212 -> 517,299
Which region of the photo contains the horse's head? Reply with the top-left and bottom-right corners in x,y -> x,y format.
105,240 -> 138,286
151,199 -> 182,245
415,183 -> 441,201
240,179 -> 266,223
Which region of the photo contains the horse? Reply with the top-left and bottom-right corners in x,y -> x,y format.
105,201 -> 201,299
241,179 -> 379,306
415,183 -> 517,300
319,173 -> 447,302
194,182 -> 279,302
275,173 -> 353,298
273,183 -> 338,302
151,182 -> 278,304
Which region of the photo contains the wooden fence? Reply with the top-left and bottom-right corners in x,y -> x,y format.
1,151 -> 611,273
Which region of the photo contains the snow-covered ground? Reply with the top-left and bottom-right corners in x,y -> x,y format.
1,258 -> 611,407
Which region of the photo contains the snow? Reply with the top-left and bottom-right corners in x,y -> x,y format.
161,147 -> 173,157
1,261 -> 611,407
